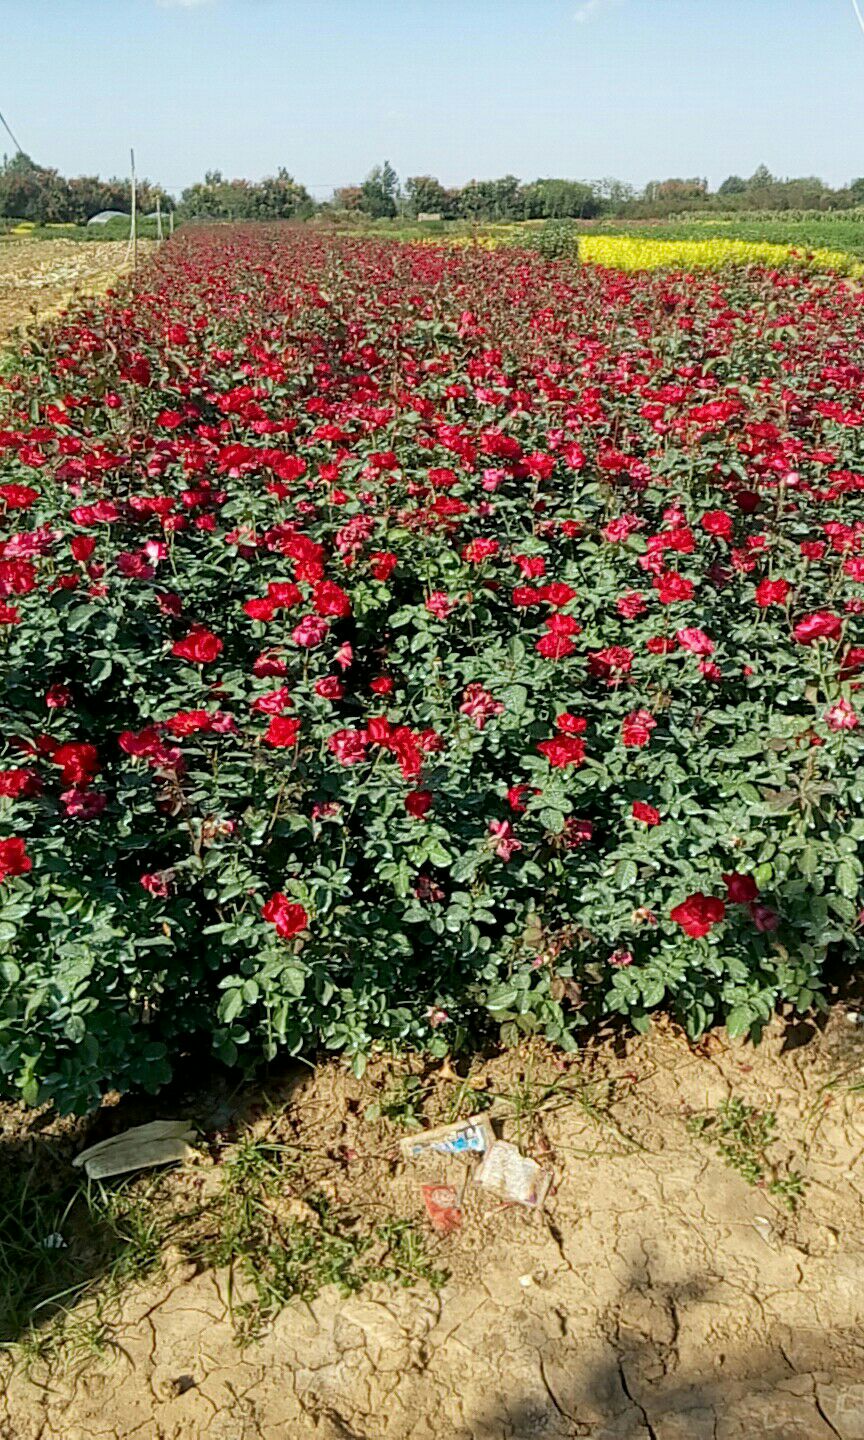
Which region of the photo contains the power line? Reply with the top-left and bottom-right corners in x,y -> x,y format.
0,106 -> 24,155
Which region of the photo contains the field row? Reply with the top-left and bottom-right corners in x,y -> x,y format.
0,229 -> 863,1110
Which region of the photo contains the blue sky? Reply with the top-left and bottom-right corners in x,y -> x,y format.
2,0 -> 864,197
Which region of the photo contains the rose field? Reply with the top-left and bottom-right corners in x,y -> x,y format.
1,227 -> 864,1114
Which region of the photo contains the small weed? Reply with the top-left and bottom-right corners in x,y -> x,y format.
443,1078 -> 494,1123
492,1060 -> 637,1152
687,1098 -> 805,1211
365,1074 -> 429,1129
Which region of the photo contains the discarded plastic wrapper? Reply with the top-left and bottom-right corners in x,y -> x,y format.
400,1114 -> 495,1163
74,1120 -> 197,1180
421,1183 -> 463,1234
475,1140 -> 552,1210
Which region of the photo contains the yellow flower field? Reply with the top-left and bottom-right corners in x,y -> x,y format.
576,234 -> 862,276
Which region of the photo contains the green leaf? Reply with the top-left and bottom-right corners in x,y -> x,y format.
614,859 -> 638,890
725,1005 -> 754,1039
837,861 -> 860,900
218,989 -> 244,1023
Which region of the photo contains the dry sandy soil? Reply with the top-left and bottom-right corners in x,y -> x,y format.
2,1008 -> 864,1440
0,239 -> 155,340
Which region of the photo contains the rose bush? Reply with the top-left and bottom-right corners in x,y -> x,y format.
1,227 -> 863,1111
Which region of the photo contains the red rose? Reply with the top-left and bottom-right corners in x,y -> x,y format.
670,893 -> 726,938
315,676 -> 344,700
249,686 -> 291,716
263,715 -> 302,748
244,597 -> 277,621
262,893 -> 309,939
734,489 -> 760,514
676,627 -> 714,655
61,787 -> 107,820
0,768 -> 42,798
793,611 -> 842,645
749,902 -> 779,932
52,742 -> 100,788
0,484 -> 38,510
70,536 -> 97,563
555,712 -> 587,735
313,580 -> 351,618
700,510 -> 733,541
0,836 -> 31,883
327,729 -> 368,766
754,577 -> 791,608
267,581 -> 303,608
632,801 -> 660,826
654,571 -> 694,605
536,632 -> 577,659
370,551 -> 397,582
292,615 -> 329,648
537,736 -> 585,769
172,627 -> 223,663
405,790 -> 433,818
564,816 -> 593,847
723,872 -> 758,904
140,871 -> 171,898
119,726 -> 162,758
621,709 -> 657,748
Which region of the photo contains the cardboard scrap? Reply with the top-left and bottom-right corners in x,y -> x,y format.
400,1114 -> 494,1163
73,1120 -> 197,1180
475,1140 -> 552,1210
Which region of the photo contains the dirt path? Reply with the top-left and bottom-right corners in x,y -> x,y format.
3,1011 -> 864,1439
0,239 -> 155,340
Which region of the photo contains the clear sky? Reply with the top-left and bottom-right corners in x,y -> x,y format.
2,0 -> 864,199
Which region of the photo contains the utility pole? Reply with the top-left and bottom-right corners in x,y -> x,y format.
130,148 -> 138,272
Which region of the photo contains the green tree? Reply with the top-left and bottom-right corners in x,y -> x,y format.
404,175 -> 450,218
359,162 -> 399,219
179,170 -> 311,221
521,178 -> 601,219
718,174 -> 747,196
746,164 -> 775,191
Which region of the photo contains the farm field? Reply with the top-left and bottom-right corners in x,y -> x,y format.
0,238 -> 154,341
2,224 -> 864,1434
344,211 -> 864,264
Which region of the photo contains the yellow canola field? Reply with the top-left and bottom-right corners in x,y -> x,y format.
429,227 -> 862,277
576,235 -> 862,276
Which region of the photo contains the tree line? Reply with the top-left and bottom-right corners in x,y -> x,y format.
3,151 -> 864,226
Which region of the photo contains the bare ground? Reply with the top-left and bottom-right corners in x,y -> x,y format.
0,240 -> 155,340
2,1009 -> 864,1440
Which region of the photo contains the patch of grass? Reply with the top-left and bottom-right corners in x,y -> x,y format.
490,1055 -> 638,1153
2,1130 -> 448,1360
0,1160 -> 174,1365
687,1098 -> 806,1211
202,1138 -> 447,1344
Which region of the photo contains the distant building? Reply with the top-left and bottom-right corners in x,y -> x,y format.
417,212 -> 443,223
87,210 -> 129,226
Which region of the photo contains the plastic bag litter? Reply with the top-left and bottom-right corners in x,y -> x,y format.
73,1120 -> 197,1180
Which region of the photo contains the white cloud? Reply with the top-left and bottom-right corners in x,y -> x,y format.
574,0 -> 615,22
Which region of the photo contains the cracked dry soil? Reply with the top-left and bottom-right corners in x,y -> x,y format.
3,1010 -> 864,1440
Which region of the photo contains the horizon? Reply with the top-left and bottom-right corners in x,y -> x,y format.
1,0 -> 864,197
